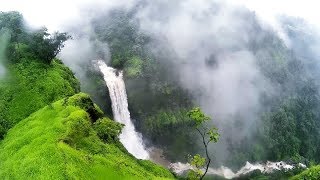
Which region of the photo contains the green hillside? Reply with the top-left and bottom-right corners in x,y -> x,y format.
0,93 -> 174,179
0,59 -> 80,138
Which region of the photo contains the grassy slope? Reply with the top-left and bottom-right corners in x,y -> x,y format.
0,93 -> 174,179
0,59 -> 80,133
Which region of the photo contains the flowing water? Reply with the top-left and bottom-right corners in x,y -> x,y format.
98,60 -> 149,159
170,161 -> 305,179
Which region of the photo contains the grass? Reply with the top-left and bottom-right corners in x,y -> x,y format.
0,59 -> 80,137
0,93 -> 175,179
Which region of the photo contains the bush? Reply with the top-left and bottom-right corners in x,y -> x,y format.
67,93 -> 104,121
93,118 -> 124,143
291,166 -> 320,180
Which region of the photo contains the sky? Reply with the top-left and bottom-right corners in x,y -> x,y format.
229,0 -> 320,26
0,0 -> 319,31
0,0 -> 136,31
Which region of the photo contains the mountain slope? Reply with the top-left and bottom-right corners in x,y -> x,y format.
0,93 -> 174,179
0,59 -> 80,137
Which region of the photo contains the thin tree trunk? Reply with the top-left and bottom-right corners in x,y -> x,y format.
196,128 -> 211,180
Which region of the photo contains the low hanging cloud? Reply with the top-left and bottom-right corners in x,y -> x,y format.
134,0 -> 272,127
0,30 -> 10,78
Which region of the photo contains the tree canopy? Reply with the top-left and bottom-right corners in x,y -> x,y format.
0,11 -> 70,64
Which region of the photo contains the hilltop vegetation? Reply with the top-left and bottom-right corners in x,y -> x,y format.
0,11 -> 80,138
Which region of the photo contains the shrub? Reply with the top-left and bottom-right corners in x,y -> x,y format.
93,118 -> 124,143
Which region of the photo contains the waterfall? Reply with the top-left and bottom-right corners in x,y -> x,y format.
97,60 -> 149,159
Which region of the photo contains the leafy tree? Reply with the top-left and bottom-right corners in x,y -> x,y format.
28,28 -> 71,64
0,11 -> 23,42
187,107 -> 220,180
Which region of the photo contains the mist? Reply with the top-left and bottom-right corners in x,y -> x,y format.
129,0 -> 277,163
0,30 -> 10,78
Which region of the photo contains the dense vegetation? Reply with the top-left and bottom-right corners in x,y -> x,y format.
0,93 -> 174,179
226,18 -> 320,168
291,165 -> 320,180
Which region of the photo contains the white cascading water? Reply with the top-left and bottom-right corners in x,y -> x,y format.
170,161 -> 306,179
97,60 -> 149,159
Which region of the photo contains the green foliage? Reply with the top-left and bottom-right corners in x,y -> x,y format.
27,28 -> 71,64
187,154 -> 208,180
0,11 -> 70,64
124,56 -> 143,77
0,11 -> 23,44
187,169 -> 204,180
142,110 -> 197,161
187,107 -> 210,127
0,59 -> 80,138
187,108 -> 220,180
190,154 -> 206,168
291,166 -> 320,180
207,127 -> 219,143
62,110 -> 92,147
226,25 -> 320,168
0,94 -> 175,179
68,93 -> 104,121
93,118 -> 124,143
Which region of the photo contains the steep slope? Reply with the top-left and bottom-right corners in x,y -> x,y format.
0,59 -> 80,137
0,93 -> 174,179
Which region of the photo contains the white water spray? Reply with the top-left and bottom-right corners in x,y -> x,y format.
97,60 -> 149,159
170,161 -> 305,179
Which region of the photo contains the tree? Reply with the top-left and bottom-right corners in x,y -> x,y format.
187,107 -> 220,180
0,11 -> 23,42
29,28 -> 71,64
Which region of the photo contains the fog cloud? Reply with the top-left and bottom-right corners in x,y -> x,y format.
131,0 -> 275,163
0,30 -> 10,78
